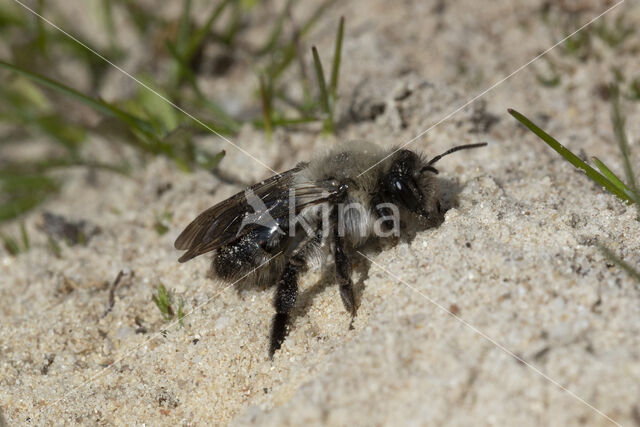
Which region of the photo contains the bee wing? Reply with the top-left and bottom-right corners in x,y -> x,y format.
176,162 -> 343,262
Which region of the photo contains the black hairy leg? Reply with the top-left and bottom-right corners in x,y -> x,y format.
333,211 -> 357,320
270,254 -> 304,357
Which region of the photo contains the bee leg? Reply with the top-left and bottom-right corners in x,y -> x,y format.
371,194 -> 395,232
269,256 -> 303,358
333,225 -> 357,322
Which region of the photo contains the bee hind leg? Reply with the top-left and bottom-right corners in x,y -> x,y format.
269,254 -> 304,358
333,221 -> 357,323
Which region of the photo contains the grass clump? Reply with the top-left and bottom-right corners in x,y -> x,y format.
534,7 -> 636,87
0,1 -> 346,224
508,82 -> 640,282
311,16 -> 344,133
258,13 -> 345,136
508,107 -> 635,204
0,222 -> 30,255
153,211 -> 173,236
152,283 -> 186,327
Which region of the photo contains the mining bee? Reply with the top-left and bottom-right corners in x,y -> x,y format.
175,141 -> 486,357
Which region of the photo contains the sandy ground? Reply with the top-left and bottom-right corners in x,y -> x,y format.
2,0 -> 640,425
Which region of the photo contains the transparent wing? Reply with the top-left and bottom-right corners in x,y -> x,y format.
174,163 -> 343,263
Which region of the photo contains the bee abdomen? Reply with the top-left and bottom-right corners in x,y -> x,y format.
212,226 -> 286,285
213,237 -> 262,281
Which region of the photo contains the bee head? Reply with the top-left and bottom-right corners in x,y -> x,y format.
381,143 -> 487,220
381,149 -> 438,220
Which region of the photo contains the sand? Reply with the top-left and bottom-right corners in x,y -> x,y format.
1,0 -> 640,425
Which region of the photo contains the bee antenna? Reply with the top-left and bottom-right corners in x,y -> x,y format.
425,142 -> 488,167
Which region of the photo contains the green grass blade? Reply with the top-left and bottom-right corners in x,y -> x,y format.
135,76 -> 179,133
0,2 -> 27,27
101,0 -> 117,47
508,108 -> 631,203
177,0 -> 192,53
599,244 -> 640,282
35,114 -> 86,149
610,84 -> 640,206
185,0 -> 232,61
100,102 -> 156,146
166,39 -> 196,86
0,172 -> 59,221
312,46 -> 333,133
255,0 -> 291,55
271,116 -> 319,126
118,1 -> 158,35
0,232 -> 20,255
592,156 -> 633,199
266,43 -> 297,83
0,192 -> 55,222
35,0 -> 48,54
259,74 -> 273,139
165,44 -> 240,134
329,16 -> 344,98
20,222 -> 30,250
267,0 -> 335,83
0,60 -> 155,135
629,78 -> 640,100
4,157 -> 130,175
198,149 -> 226,170
153,283 -> 174,320
252,116 -> 319,130
0,59 -> 114,117
221,1 -> 243,45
